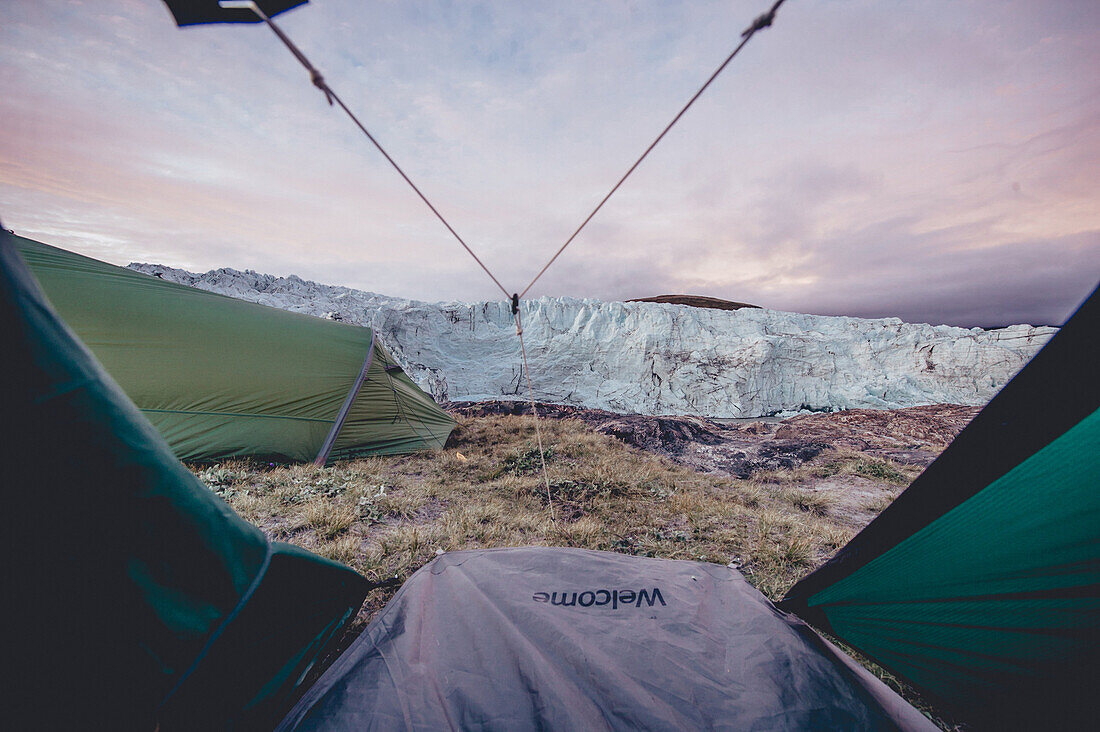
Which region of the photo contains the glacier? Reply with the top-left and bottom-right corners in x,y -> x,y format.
128,263 -> 1056,418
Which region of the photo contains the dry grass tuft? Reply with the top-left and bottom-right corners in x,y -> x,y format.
304,501 -> 358,539
811,451 -> 918,485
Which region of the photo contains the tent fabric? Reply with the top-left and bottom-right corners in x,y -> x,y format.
162,0 -> 308,27
2,231 -> 367,730
780,285 -> 1100,729
277,547 -> 936,731
15,235 -> 454,463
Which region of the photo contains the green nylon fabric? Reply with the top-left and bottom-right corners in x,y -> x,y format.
808,407 -> 1100,709
332,344 -> 453,458
16,236 -> 453,461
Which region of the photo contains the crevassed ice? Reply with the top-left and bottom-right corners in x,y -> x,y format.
128,263 -> 1056,418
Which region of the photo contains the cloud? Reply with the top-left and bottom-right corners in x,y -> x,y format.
0,0 -> 1097,326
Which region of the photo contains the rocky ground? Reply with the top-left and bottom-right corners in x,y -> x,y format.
448,401 -> 979,535
447,401 -> 978,478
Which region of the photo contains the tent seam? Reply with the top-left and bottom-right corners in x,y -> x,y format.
141,407 -> 336,424
155,543 -> 274,714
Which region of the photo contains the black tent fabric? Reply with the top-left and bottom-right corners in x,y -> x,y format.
779,284 -> 1100,729
162,0 -> 307,26
2,229 -> 367,729
277,547 -> 935,731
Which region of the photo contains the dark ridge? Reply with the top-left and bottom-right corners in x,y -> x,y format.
627,294 -> 760,311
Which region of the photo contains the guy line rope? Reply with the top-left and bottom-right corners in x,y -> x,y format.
233,0 -> 788,515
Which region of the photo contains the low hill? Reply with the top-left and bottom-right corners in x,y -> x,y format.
627,294 -> 760,310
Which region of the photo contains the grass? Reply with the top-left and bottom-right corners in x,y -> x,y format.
192,413 -> 957,728
812,451 -> 918,485
193,414 -> 911,605
196,415 -> 869,609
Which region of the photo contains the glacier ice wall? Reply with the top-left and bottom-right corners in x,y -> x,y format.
128,263 -> 1056,418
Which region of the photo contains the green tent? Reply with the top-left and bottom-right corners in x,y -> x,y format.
3,230 -> 369,730
780,284 -> 1099,729
14,235 -> 454,463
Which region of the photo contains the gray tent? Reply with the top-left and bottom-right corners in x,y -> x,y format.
278,548 -> 934,731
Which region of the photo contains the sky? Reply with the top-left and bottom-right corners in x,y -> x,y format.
2,0 -> 1098,327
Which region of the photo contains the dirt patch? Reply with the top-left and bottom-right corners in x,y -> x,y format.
775,404 -> 980,461
801,476 -> 900,529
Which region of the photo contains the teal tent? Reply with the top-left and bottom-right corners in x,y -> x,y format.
781,284 -> 1100,729
3,230 -> 369,729
15,235 -> 454,464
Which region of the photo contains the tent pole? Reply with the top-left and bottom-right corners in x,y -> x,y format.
315,332 -> 376,466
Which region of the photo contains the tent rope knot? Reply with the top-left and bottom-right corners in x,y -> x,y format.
742,0 -> 786,38
311,71 -> 334,105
